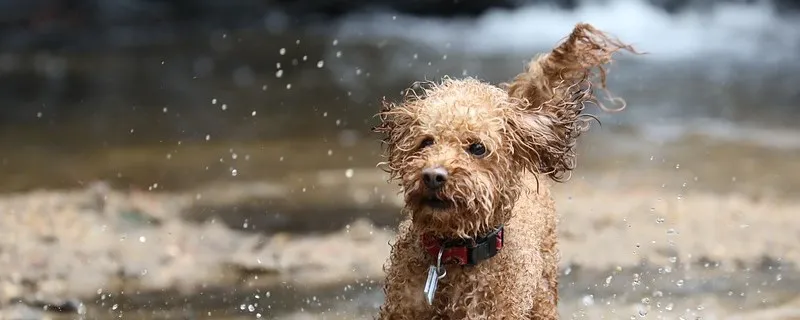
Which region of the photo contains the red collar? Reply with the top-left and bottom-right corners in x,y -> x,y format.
420,225 -> 505,266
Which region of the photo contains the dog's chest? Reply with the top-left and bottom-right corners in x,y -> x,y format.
432,263 -> 504,308
422,247 -> 538,318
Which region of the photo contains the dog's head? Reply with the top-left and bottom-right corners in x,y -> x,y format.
373,23 -> 637,237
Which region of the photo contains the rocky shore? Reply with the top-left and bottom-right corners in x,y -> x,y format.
1,165 -> 799,319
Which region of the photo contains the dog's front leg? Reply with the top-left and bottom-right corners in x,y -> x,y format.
377,276 -> 436,320
377,235 -> 437,320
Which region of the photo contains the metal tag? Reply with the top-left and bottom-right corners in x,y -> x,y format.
423,265 -> 439,305
423,246 -> 447,305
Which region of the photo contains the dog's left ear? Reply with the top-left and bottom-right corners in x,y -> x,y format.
503,23 -> 639,182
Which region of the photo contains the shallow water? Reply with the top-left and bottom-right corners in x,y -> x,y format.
50,259 -> 798,319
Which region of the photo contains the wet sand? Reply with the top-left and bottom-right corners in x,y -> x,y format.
1,127 -> 800,319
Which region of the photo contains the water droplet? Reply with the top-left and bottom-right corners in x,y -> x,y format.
205,134 -> 211,141
211,98 -> 217,104
676,279 -> 684,287
345,169 -> 354,178
231,169 -> 238,177
221,104 -> 227,111
112,304 -> 118,310
275,69 -> 283,78
581,295 -> 594,306
286,83 -> 292,89
656,217 -> 665,224
316,60 -> 324,68
248,304 -> 255,312
279,48 -> 286,55
139,236 -> 146,243
675,163 -> 680,169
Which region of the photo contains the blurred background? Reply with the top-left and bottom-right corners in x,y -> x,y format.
0,0 -> 799,319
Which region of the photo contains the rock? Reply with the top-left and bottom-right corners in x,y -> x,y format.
0,281 -> 22,304
0,303 -> 49,320
345,218 -> 378,242
226,235 -> 283,274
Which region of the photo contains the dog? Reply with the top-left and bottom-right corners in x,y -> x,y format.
372,23 -> 636,319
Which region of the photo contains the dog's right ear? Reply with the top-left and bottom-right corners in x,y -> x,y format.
372,81 -> 434,181
503,23 -> 638,182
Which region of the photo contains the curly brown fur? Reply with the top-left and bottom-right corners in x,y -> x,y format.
504,23 -> 639,182
373,23 -> 637,319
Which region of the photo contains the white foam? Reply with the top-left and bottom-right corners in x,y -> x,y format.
332,0 -> 800,63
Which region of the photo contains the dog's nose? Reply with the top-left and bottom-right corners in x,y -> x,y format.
421,167 -> 448,190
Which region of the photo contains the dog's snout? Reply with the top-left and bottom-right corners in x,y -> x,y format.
422,167 -> 448,189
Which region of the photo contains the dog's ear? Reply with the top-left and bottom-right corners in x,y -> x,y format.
503,23 -> 638,182
372,81 -> 434,181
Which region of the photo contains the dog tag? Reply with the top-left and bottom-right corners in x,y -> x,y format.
423,265 -> 439,305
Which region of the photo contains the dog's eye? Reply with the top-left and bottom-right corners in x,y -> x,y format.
419,138 -> 434,149
468,143 -> 487,157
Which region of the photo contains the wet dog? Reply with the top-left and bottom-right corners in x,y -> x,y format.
373,23 -> 636,319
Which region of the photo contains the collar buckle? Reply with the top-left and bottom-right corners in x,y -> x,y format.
422,225 -> 505,267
